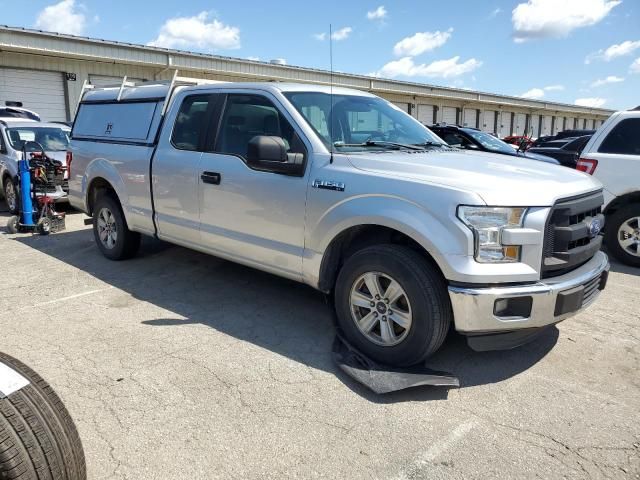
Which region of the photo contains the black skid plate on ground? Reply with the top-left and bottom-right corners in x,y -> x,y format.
332,336 -> 459,394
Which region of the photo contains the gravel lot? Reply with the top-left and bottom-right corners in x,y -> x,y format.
0,206 -> 638,479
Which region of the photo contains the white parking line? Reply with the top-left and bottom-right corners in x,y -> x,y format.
33,287 -> 113,307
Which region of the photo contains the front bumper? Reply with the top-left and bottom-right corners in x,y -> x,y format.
448,250 -> 609,335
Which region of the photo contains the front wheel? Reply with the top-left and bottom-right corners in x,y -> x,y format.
92,194 -> 140,260
3,177 -> 18,214
605,204 -> 640,267
334,245 -> 452,367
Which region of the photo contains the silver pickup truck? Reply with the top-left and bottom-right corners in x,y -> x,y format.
68,81 -> 609,366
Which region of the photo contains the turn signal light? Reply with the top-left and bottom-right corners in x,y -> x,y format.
576,158 -> 598,175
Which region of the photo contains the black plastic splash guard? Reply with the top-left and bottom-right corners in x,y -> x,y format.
332,335 -> 459,394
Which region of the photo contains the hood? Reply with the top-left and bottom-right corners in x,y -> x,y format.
518,150 -> 560,165
345,149 -> 602,206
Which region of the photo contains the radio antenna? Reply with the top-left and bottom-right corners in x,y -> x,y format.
329,23 -> 334,164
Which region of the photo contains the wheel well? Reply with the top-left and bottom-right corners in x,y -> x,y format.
317,225 -> 443,293
87,177 -> 116,215
604,191 -> 640,216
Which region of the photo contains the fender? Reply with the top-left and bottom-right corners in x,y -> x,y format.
83,158 -> 134,227
303,194 -> 474,287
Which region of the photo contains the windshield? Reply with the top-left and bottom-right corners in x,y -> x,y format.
284,92 -> 445,152
6,126 -> 70,152
463,129 -> 516,154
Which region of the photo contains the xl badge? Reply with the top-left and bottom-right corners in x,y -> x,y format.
588,218 -> 602,238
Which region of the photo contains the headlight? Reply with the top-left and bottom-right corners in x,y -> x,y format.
457,206 -> 527,263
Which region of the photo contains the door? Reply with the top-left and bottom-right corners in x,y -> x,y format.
499,111 -> 512,137
417,104 -> 434,125
197,92 -> 309,280
391,102 -> 410,114
462,109 -> 477,128
514,113 -> 527,135
541,115 -> 552,136
0,68 -> 67,122
442,107 -> 457,125
482,110 -> 496,133
531,114 -> 540,137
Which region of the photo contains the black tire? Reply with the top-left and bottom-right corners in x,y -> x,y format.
3,177 -> 18,215
36,218 -> 51,236
0,352 -> 86,480
605,203 -> 640,267
6,216 -> 19,234
92,193 -> 140,261
334,245 -> 452,367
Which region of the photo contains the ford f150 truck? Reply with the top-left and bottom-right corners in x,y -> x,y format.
68,80 -> 609,366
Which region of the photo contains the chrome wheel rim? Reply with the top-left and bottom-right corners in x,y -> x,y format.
97,207 -> 118,249
349,272 -> 412,347
618,216 -> 640,257
5,181 -> 16,211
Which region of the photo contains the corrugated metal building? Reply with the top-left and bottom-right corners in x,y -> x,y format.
0,25 -> 613,135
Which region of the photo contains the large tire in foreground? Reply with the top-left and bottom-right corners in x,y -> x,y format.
3,177 -> 18,215
92,193 -> 140,261
605,203 -> 640,268
334,245 -> 452,367
0,352 -> 86,480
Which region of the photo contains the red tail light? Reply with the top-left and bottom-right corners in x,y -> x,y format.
576,158 -> 598,175
66,151 -> 73,177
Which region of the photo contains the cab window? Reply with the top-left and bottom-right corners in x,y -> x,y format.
172,95 -> 214,151
215,94 -> 304,158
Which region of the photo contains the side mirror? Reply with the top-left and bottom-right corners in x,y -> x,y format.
247,136 -> 305,176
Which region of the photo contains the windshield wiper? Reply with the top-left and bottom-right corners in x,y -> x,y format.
334,140 -> 425,151
412,141 -> 451,149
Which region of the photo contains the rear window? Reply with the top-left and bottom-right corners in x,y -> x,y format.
72,102 -> 160,142
598,118 -> 640,155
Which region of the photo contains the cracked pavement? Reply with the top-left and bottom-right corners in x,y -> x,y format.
0,209 -> 638,479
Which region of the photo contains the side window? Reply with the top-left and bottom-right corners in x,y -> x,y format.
171,95 -> 212,151
443,133 -> 465,147
215,94 -> 304,158
598,118 -> 640,155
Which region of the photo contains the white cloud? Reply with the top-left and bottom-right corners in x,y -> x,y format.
367,6 -> 387,20
586,40 -> 640,63
148,12 -> 240,50
631,57 -> 640,74
544,84 -> 565,91
590,75 -> 624,87
393,28 -> 453,57
331,27 -> 352,41
313,32 -> 326,41
377,56 -> 482,79
521,88 -> 545,99
575,97 -> 607,107
512,0 -> 621,42
35,0 -> 86,35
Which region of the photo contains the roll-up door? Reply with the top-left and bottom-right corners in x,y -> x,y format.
482,110 -> 496,133
514,113 -> 527,135
442,106 -> 457,124
462,109 -> 477,127
417,104 -> 435,125
0,67 -> 67,122
499,111 -> 512,137
541,115 -> 552,136
565,117 -> 575,130
552,116 -> 563,135
530,114 -> 540,137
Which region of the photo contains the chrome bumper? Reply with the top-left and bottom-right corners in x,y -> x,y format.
448,251 -> 609,333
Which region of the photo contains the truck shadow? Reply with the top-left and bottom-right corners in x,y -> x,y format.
9,221 -> 559,401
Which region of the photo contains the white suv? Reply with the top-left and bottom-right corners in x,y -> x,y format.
578,108 -> 640,267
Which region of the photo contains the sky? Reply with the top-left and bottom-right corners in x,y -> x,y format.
1,0 -> 638,110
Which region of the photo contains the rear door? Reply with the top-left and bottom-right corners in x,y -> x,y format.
196,90 -> 311,280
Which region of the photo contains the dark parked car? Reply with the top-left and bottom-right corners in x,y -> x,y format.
555,129 -> 595,140
527,135 -> 592,167
428,124 -> 560,165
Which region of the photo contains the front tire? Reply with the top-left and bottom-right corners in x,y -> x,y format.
93,193 -> 140,260
3,176 -> 18,215
605,204 -> 640,267
334,245 -> 452,367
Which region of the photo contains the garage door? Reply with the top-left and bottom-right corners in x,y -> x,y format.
499,111 -> 512,137
541,116 -> 552,136
481,110 -> 496,133
88,75 -> 145,87
531,114 -> 540,138
552,116 -> 563,135
565,117 -> 575,130
442,106 -> 457,125
0,68 -> 67,122
514,113 -> 527,135
462,109 -> 477,128
417,104 -> 435,125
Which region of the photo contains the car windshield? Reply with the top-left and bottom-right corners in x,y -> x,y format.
283,92 -> 445,152
463,129 -> 515,154
6,126 -> 70,152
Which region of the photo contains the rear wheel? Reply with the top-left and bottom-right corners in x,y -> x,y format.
334,245 -> 452,367
92,193 -> 140,260
36,217 -> 51,235
605,204 -> 640,267
6,215 -> 19,234
3,177 -> 18,214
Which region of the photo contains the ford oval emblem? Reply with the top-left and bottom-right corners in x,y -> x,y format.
588,218 -> 602,238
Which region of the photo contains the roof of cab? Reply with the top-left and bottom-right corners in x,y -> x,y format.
80,81 -> 375,104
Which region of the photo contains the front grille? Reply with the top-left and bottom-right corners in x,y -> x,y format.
582,274 -> 602,307
542,191 -> 605,278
